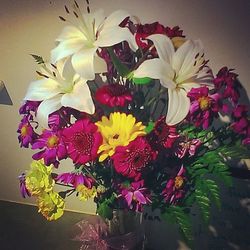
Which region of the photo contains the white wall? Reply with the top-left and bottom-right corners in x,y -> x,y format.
0,0 -> 249,213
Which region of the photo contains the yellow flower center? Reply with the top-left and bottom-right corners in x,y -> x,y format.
21,124 -> 29,137
47,135 -> 59,148
198,96 -> 211,111
174,176 -> 184,189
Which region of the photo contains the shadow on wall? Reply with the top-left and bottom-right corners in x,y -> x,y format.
144,177 -> 250,250
0,81 -> 13,105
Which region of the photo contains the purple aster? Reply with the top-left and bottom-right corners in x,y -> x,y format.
120,180 -> 151,212
18,173 -> 31,198
32,129 -> 67,168
19,100 -> 40,115
56,172 -> 94,188
187,86 -> 220,129
17,116 -> 37,148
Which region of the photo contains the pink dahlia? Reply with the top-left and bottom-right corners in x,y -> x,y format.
56,172 -> 94,189
95,84 -> 132,107
162,166 -> 186,204
112,137 -> 156,180
188,87 -> 220,129
62,118 -> 102,164
120,180 -> 151,212
32,129 -> 67,167
17,116 -> 37,148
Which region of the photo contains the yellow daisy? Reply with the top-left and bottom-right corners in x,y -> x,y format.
76,185 -> 97,201
95,112 -> 146,161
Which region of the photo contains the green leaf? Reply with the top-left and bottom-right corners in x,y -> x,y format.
204,179 -> 221,209
132,77 -> 152,85
145,121 -> 155,134
30,54 -> 45,64
195,188 -> 210,223
96,199 -> 113,220
107,48 -> 130,77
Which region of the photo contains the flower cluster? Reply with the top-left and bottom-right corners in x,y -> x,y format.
17,1 -> 249,242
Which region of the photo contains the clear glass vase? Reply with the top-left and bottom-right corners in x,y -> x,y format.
105,210 -> 145,250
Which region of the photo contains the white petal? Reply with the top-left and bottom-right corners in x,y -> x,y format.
134,58 -> 175,88
56,25 -> 86,41
61,81 -> 95,114
93,54 -> 107,74
51,38 -> 84,63
96,26 -> 138,51
102,10 -> 131,29
71,47 -> 97,80
37,95 -> 62,128
148,34 -> 175,64
166,88 -> 190,125
24,78 -> 60,101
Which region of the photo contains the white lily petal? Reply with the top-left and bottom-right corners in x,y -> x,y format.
71,47 -> 97,80
61,81 -> 95,114
93,54 -> 107,74
51,38 -> 84,63
24,78 -> 60,101
96,26 -> 138,51
60,58 -> 76,82
102,10 -> 130,29
37,95 -> 62,128
148,34 -> 175,64
166,88 -> 190,125
56,25 -> 87,41
83,9 -> 105,35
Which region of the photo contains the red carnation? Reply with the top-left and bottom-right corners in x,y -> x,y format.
95,84 -> 132,107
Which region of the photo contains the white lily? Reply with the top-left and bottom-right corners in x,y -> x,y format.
51,9 -> 138,80
134,34 -> 213,125
24,60 -> 95,128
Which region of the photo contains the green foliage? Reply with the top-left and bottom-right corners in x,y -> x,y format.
145,121 -> 155,134
107,48 -> 130,77
96,195 -> 115,220
132,77 -> 152,85
30,54 -> 45,64
162,206 -> 193,245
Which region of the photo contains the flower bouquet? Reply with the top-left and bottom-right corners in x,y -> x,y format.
18,0 -> 250,246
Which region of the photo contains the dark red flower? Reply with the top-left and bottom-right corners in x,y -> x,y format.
165,26 -> 184,38
62,118 -> 102,164
112,137 -> 156,180
214,67 -> 240,104
95,84 -> 132,107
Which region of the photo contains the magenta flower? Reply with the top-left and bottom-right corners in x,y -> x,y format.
56,172 -> 94,188
176,138 -> 201,159
32,130 -> 67,167
18,173 -> 31,198
17,116 -> 37,148
19,100 -> 40,115
95,84 -> 132,107
162,166 -> 186,204
148,116 -> 180,151
120,180 -> 151,212
62,118 -> 102,164
112,137 -> 156,180
188,87 -> 220,129
214,67 -> 240,104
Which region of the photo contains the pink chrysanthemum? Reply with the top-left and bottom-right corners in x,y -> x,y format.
120,180 -> 151,212
188,87 -> 220,129
162,166 -> 186,204
32,130 -> 67,168
95,84 -> 132,107
62,118 -> 102,164
56,172 -> 94,189
17,116 -> 37,148
18,173 -> 31,198
176,138 -> 201,159
112,137 -> 156,180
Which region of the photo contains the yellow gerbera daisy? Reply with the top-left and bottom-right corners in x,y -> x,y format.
25,160 -> 55,195
95,112 -> 146,161
37,191 -> 65,221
